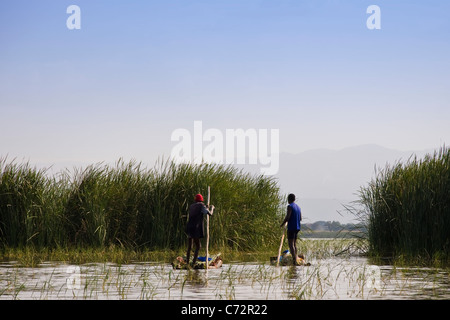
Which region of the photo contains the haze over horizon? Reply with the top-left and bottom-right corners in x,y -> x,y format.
1,1 -> 449,222
4,143 -> 438,224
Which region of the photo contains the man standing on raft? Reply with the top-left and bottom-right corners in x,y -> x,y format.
186,193 -> 214,266
280,193 -> 302,265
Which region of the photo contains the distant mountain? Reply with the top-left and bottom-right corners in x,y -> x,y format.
31,144 -> 433,224
275,144 -> 431,223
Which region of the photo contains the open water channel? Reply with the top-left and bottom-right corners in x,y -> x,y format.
1,256 -> 449,300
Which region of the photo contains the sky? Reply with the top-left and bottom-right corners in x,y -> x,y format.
1,0 -> 449,172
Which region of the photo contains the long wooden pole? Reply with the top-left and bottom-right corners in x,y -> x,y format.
276,227 -> 285,267
206,186 -> 210,270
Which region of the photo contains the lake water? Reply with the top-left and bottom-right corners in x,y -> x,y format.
1,257 -> 449,300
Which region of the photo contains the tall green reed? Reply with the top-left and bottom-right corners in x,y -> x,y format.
0,158 -> 283,252
0,158 -> 68,248
356,146 -> 450,263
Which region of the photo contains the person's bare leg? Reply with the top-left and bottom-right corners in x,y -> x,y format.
186,238 -> 193,265
192,238 -> 201,265
289,238 -> 298,265
292,238 -> 298,265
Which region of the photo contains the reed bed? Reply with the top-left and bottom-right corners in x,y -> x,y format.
355,146 -> 450,264
0,158 -> 282,253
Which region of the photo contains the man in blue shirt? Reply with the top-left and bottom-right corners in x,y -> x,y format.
280,193 -> 302,265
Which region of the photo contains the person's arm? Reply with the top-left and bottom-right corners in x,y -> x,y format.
280,205 -> 292,228
201,204 -> 214,216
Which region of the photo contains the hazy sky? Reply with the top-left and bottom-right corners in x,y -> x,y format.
1,0 -> 449,169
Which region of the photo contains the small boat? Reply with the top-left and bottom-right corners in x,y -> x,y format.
172,253 -> 223,269
270,250 -> 311,266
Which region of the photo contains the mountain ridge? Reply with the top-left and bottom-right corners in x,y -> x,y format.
275,144 -> 434,223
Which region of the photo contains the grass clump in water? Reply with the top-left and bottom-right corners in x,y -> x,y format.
355,146 -> 450,265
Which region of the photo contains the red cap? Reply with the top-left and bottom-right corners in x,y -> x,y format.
195,194 -> 203,202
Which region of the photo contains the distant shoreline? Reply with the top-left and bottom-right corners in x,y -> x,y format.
301,230 -> 364,239
301,220 -> 366,239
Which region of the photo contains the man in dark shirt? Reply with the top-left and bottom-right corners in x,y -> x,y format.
280,193 -> 302,265
186,193 -> 214,266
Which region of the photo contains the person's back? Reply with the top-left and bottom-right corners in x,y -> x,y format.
287,202 -> 301,232
186,194 -> 214,266
187,202 -> 207,238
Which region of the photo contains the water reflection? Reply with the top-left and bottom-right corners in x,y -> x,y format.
0,258 -> 448,300
286,265 -> 300,281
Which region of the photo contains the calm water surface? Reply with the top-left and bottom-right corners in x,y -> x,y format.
1,257 -> 449,300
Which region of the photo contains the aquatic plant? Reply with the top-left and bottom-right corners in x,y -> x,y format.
356,146 -> 450,263
0,159 -> 68,248
0,158 -> 283,251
